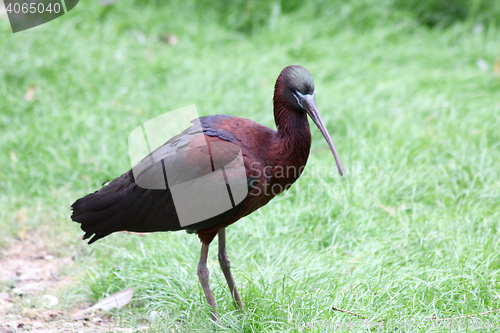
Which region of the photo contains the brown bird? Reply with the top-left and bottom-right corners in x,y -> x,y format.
71,65 -> 343,320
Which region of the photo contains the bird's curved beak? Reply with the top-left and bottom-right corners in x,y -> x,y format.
301,93 -> 344,176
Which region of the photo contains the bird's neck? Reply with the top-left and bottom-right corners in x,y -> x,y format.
272,95 -> 312,172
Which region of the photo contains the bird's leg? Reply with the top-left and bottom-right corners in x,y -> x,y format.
197,241 -> 218,321
218,228 -> 245,313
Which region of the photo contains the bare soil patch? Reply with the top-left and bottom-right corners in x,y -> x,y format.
0,234 -> 133,332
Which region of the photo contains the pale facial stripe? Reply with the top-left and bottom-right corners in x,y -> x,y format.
293,90 -> 315,108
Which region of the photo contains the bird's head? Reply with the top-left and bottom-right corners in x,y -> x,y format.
276,65 -> 344,176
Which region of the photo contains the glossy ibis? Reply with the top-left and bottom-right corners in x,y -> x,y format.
71,65 -> 344,320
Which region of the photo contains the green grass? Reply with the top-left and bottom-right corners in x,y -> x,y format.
1,0 -> 500,331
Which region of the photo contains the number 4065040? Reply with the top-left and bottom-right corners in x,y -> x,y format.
5,2 -> 61,14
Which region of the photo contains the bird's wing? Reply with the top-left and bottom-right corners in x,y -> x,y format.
71,118 -> 248,243
132,123 -> 242,190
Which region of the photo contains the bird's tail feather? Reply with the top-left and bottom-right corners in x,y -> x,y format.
71,172 -> 149,244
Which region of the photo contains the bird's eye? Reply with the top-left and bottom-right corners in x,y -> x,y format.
292,91 -> 304,108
